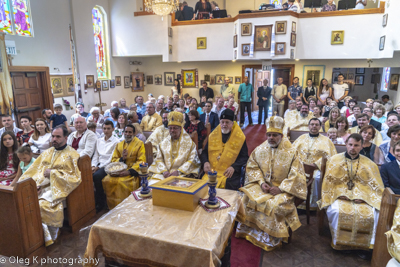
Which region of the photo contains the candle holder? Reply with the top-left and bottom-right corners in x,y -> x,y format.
139,162 -> 152,198
205,170 -> 220,209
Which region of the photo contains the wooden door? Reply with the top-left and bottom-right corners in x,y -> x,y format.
11,72 -> 44,126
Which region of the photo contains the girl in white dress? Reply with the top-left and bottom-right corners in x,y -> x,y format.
28,118 -> 52,153
170,79 -> 182,98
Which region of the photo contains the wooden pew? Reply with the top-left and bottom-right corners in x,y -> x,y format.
143,131 -> 153,139
287,129 -> 327,143
202,123 -> 211,150
335,144 -> 347,154
0,179 -> 45,261
191,131 -> 199,150
65,155 -> 96,233
371,188 -> 400,267
0,155 -> 95,260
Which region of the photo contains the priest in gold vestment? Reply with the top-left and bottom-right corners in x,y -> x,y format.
293,118 -> 337,209
386,199 -> 400,267
102,125 -> 146,209
201,109 -> 249,190
19,126 -> 81,246
140,103 -> 162,131
236,116 -> 307,251
149,111 -> 200,182
350,113 -> 383,147
318,133 -> 384,252
145,112 -> 170,157
285,104 -> 316,133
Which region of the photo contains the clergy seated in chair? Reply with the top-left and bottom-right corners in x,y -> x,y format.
201,109 -> 249,190
140,103 -> 162,131
386,197 -> 400,267
284,104 -> 317,134
102,125 -> 146,209
236,115 -> 307,251
293,118 -> 337,210
18,125 -> 81,246
145,112 -> 170,157
149,111 -> 200,183
317,133 -> 384,253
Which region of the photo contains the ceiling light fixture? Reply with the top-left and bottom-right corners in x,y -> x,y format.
144,0 -> 179,16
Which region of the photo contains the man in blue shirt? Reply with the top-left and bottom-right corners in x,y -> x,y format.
287,77 -> 303,101
135,96 -> 147,116
238,76 -> 254,127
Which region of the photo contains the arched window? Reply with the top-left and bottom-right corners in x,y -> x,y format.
92,6 -> 110,80
0,0 -> 33,36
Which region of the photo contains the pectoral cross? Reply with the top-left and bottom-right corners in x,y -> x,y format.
347,180 -> 354,190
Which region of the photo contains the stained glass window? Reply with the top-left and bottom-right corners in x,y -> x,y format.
0,0 -> 33,36
92,6 -> 110,80
0,0 -> 12,34
11,0 -> 32,36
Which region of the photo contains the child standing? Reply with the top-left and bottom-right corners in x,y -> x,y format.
0,131 -> 20,186
50,104 -> 69,130
10,146 -> 36,186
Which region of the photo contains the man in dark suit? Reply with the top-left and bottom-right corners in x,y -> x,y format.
175,3 -> 184,21
257,79 -> 272,124
352,107 -> 382,131
182,1 -> 194,21
200,101 -> 219,132
380,140 -> 400,194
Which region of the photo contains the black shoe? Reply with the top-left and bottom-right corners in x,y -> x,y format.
357,250 -> 372,260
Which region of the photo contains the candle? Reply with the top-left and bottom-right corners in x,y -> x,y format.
139,162 -> 148,174
208,169 -> 217,183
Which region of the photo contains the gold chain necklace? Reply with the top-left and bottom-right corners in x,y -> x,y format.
345,155 -> 360,190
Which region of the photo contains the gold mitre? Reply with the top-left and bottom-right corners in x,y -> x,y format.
266,113 -> 284,134
168,111 -> 184,127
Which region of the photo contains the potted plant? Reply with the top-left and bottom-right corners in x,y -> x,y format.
62,98 -> 71,110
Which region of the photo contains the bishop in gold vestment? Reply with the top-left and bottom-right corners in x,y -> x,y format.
149,111 -> 200,182
103,125 -> 146,209
236,116 -> 307,251
292,118 -> 337,209
140,103 -> 162,131
318,135 -> 383,251
201,109 -> 248,190
19,127 -> 81,246
386,199 -> 400,266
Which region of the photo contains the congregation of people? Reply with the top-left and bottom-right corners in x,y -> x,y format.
0,71 -> 399,262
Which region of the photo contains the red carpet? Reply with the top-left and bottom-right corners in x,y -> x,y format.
230,124 -> 267,267
242,124 -> 266,155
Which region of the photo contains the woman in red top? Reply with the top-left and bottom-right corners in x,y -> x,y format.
16,115 -> 34,146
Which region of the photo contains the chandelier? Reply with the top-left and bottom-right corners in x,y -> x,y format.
144,0 -> 179,16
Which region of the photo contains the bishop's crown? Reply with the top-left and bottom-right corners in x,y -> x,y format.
266,113 -> 285,134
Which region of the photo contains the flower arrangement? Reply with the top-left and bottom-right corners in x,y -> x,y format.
62,98 -> 71,110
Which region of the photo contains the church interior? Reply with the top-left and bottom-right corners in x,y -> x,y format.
1,0 -> 400,266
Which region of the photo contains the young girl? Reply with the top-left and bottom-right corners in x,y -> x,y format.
0,132 -> 20,186
28,118 -> 52,153
10,146 -> 35,186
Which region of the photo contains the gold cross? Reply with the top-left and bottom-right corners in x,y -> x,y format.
347,180 -> 354,190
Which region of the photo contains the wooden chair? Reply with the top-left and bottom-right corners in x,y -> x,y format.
65,155 -> 96,233
144,142 -> 153,166
190,131 -> 198,150
202,123 -> 211,150
317,157 -> 328,236
371,188 -> 400,267
295,163 -> 318,225
0,179 -> 45,262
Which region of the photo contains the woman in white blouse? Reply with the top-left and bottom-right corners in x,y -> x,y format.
28,118 -> 52,153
